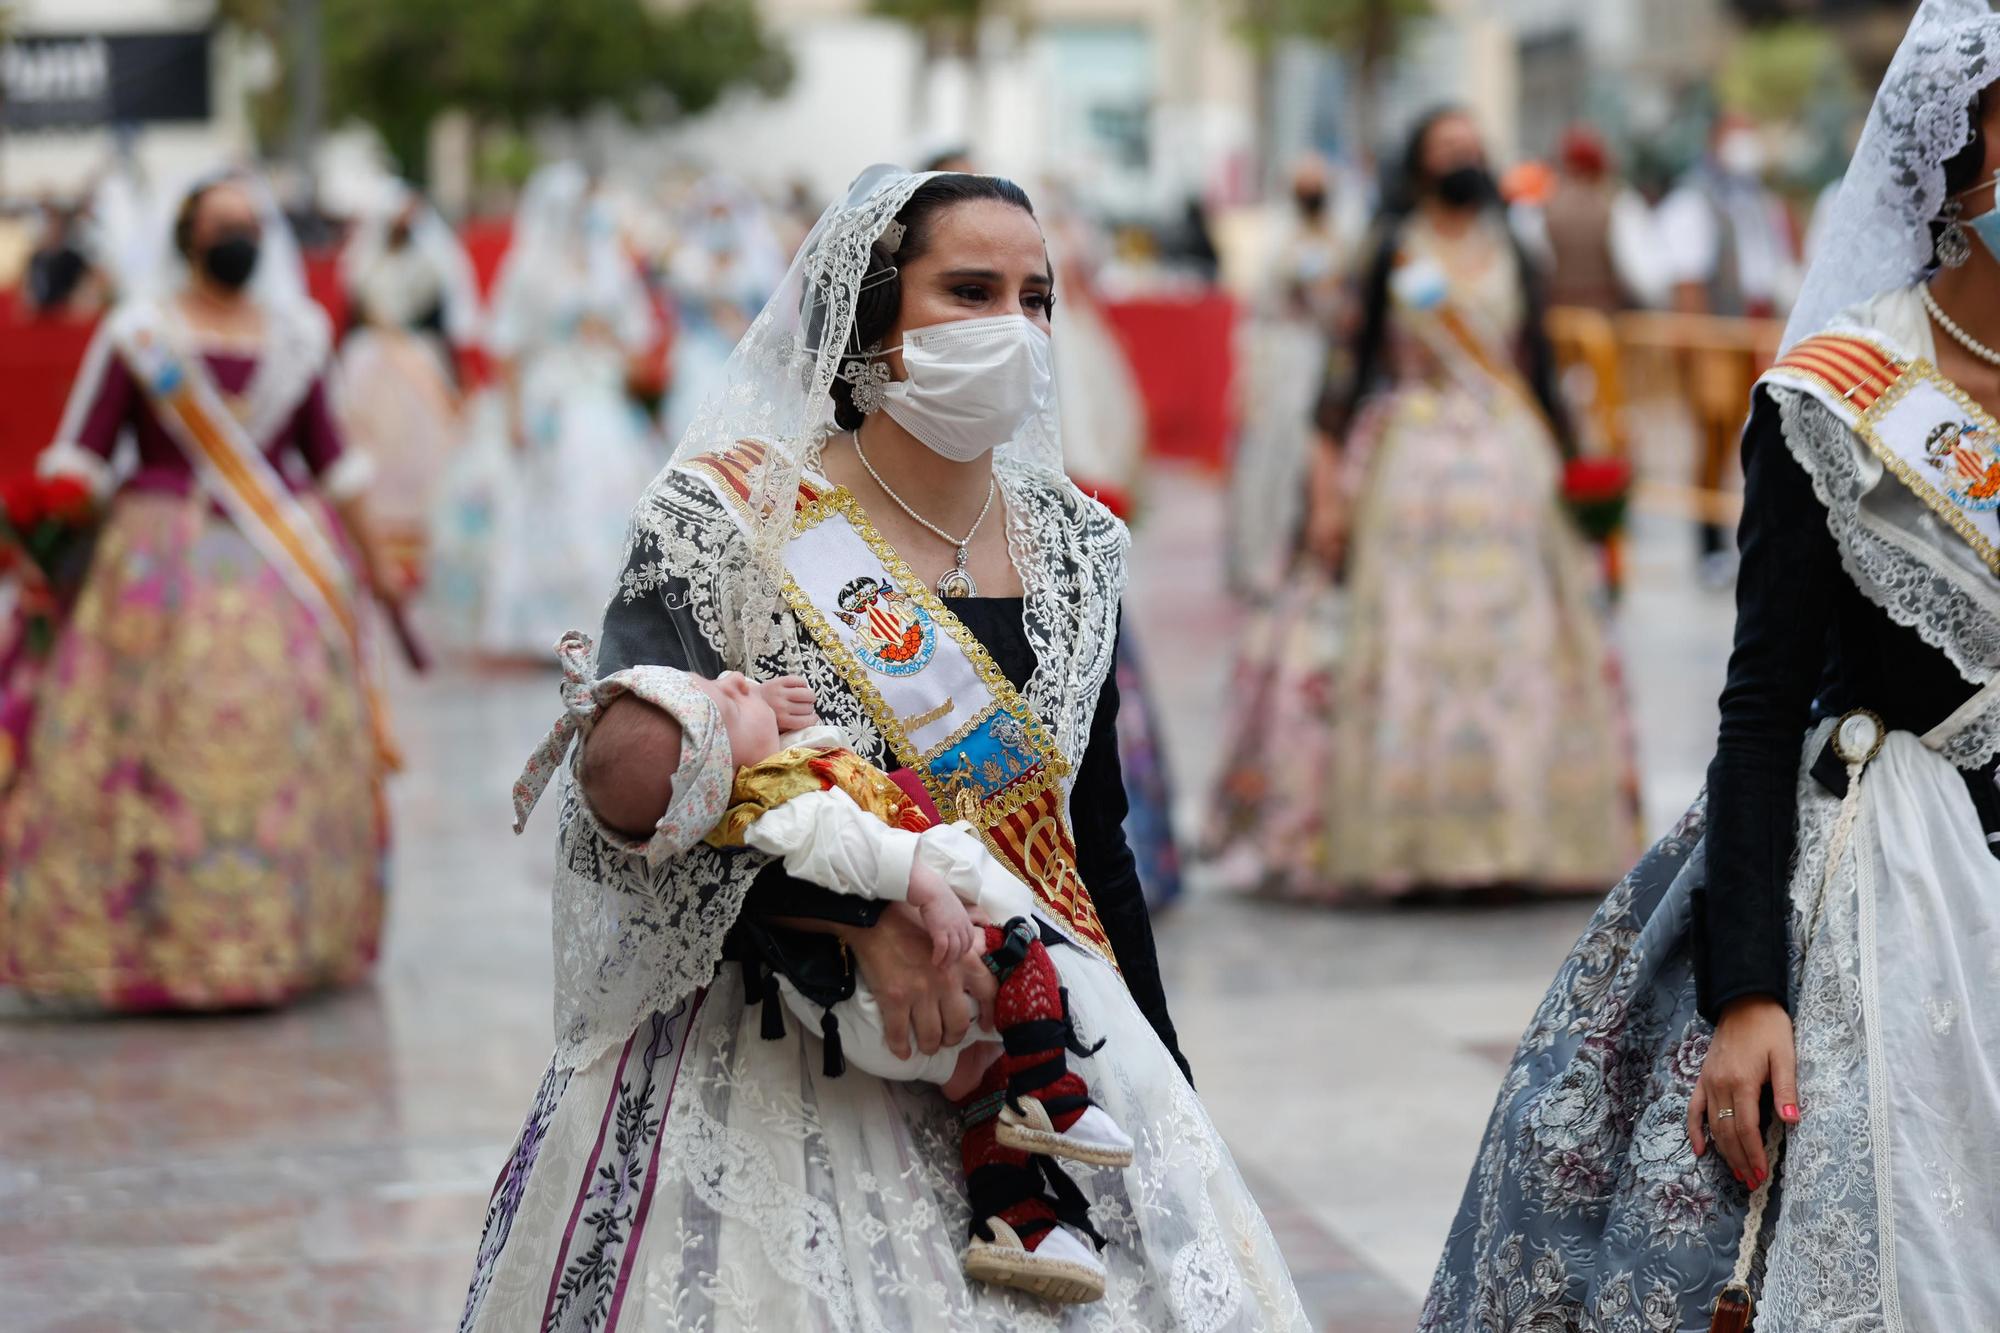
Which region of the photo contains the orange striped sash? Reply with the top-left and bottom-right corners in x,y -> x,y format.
684,440 -> 823,521
118,315 -> 400,773
1768,334 -> 1906,413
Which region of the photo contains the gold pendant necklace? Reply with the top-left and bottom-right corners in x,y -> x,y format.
852,432 -> 994,597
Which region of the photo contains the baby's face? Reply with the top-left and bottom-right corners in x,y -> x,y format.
693,672 -> 782,768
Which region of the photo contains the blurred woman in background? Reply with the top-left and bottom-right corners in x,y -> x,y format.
1208,107 -> 1637,901
1225,154 -> 1356,598
659,176 -> 787,449
336,181 -> 480,587
0,172 -> 399,1011
431,163 -> 661,661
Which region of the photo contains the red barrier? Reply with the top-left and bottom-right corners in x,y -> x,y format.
1099,291 -> 1238,471
0,292 -> 99,474
462,219 -> 512,296
1,242 -> 1242,480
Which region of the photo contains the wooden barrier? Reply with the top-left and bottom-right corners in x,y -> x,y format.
1547,305 -> 1785,526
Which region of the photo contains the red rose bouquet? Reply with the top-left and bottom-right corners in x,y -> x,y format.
0,470 -> 98,654
1562,455 -> 1633,543
0,471 -> 97,791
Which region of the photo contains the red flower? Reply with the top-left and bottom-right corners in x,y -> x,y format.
1563,456 -> 1633,505
37,475 -> 93,524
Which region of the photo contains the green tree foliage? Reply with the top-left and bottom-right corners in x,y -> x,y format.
1236,0 -> 1432,57
223,0 -> 791,177
1715,21 -> 1853,124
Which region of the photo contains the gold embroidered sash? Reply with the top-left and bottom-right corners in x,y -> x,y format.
116,307 -> 400,771
685,444 -> 1116,964
1764,332 -> 2000,575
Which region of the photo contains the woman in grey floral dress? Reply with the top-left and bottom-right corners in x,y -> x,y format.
1424,4 -> 2000,1329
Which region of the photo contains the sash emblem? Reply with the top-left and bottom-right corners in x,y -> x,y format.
1923,419 -> 2000,511
834,576 -> 936,677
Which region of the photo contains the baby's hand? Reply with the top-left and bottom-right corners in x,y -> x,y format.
757,675 -> 820,734
907,858 -> 978,968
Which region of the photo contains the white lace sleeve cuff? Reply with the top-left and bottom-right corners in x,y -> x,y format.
37,441 -> 114,501
318,449 -> 376,502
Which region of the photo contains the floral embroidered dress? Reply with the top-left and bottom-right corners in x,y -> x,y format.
1207,211 -> 1639,899
457,164 -> 1305,1333
1422,285 -> 2000,1330
456,461 -> 1306,1333
0,301 -> 387,1011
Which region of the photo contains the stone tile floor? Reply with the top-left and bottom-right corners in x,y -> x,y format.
0,465 -> 1735,1331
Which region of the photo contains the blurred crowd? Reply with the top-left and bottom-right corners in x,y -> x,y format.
0,104 -> 1828,925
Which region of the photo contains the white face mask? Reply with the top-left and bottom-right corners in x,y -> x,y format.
876,314 -> 1053,462
1717,131 -> 1765,179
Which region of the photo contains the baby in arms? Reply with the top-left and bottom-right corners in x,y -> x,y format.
513,633 -> 1131,1305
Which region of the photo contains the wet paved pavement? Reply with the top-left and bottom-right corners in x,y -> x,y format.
0,465 -> 1734,1331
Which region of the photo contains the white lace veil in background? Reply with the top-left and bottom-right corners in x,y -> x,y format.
645,162 -> 1067,671
338,179 -> 484,344
488,162 -> 652,358
1786,0 -> 2000,349
134,168 -> 313,313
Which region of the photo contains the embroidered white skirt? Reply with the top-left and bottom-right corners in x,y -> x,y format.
459,938 -> 1309,1333
1421,719 -> 2000,1331
1762,728 -> 2000,1328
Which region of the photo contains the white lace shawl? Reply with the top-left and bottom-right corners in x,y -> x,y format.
548,456 -> 1129,1069
1785,0 -> 2000,351
1769,287 -> 2000,767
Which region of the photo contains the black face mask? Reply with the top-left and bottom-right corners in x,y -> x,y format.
1294,188 -> 1328,219
201,232 -> 261,290
1433,164 -> 1495,210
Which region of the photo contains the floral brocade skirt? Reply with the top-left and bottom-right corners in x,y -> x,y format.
1423,721 -> 2000,1330
1207,381 -> 1641,899
0,493 -> 386,1011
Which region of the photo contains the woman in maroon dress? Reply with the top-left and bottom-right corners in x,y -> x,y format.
0,173 -> 402,1011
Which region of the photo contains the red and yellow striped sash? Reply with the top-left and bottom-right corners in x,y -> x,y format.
120,318 -> 399,773
1769,334 -> 1906,413
684,440 -> 823,518
985,785 -> 1116,963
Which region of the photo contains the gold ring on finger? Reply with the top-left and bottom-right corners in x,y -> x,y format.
1713,1108 -> 1736,1119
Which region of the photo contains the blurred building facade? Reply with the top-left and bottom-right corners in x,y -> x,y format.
0,0 -> 262,196
1382,0 -> 1732,163
661,0 -> 1256,217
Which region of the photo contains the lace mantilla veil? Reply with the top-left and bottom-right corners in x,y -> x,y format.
1786,0 -> 2000,349
551,165 -> 1105,1068
1768,0 -> 2000,740
642,164 -> 1067,662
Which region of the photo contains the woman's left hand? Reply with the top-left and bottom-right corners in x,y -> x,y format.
366,550 -> 411,607
1687,994 -> 1802,1188
843,903 -> 996,1059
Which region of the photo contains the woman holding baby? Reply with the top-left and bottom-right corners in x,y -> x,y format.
458,167 -> 1306,1331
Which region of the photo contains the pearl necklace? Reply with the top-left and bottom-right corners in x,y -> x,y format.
851,433 -> 996,598
1922,283 -> 2000,368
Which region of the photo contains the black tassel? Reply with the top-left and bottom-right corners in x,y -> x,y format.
1060,988 -> 1105,1058
820,1009 -> 846,1078
760,981 -> 787,1041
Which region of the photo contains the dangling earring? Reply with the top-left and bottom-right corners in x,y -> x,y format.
1938,199 -> 1973,269
840,343 -> 892,415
